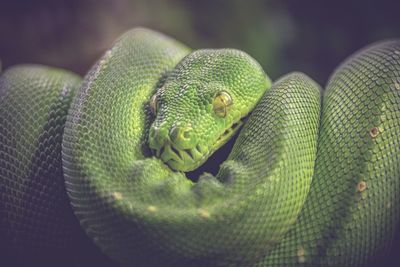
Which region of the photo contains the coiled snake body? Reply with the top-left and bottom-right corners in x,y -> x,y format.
1,28 -> 400,267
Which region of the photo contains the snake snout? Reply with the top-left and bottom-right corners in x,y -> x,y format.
149,123 -> 204,171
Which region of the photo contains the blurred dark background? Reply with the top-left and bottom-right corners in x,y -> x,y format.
1,0 -> 400,266
1,0 -> 400,86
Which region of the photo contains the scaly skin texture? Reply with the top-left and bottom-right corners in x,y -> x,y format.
0,28 -> 400,267
63,29 -> 319,266
0,66 -> 111,266
259,40 -> 400,267
148,49 -> 271,171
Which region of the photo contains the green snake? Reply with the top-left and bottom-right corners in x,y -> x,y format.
1,28 -> 400,267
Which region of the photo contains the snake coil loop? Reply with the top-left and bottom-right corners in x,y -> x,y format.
1,28 -> 400,267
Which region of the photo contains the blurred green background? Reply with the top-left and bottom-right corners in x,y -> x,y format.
1,0 -> 400,86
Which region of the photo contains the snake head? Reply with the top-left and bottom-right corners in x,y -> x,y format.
148,49 -> 270,172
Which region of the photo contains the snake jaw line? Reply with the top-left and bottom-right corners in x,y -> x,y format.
152,118 -> 243,172
214,118 -> 243,148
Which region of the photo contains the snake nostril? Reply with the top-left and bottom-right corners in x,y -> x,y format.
171,126 -> 192,143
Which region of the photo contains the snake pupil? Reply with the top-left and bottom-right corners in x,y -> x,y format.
213,91 -> 232,118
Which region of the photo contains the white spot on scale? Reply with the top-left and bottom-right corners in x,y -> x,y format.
113,192 -> 123,200
297,247 -> 306,263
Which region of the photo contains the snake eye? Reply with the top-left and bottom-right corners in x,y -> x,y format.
150,94 -> 157,115
213,91 -> 233,118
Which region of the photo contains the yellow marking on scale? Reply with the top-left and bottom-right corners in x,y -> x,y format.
297,246 -> 306,263
198,209 -> 211,219
113,192 -> 123,200
147,205 -> 158,212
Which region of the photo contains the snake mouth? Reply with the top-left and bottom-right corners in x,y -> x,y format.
158,142 -> 205,172
214,119 -> 243,149
155,119 -> 244,172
